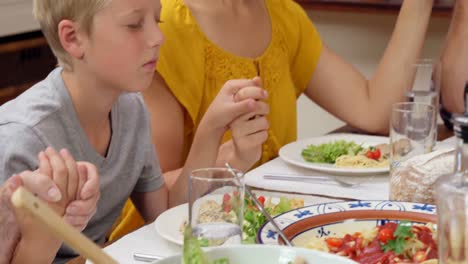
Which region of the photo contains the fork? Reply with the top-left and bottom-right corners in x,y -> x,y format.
263,174 -> 363,188
226,163 -> 294,247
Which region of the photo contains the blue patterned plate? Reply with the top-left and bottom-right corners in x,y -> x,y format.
257,200 -> 437,246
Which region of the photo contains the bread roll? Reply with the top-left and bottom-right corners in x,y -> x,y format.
390,148 -> 455,203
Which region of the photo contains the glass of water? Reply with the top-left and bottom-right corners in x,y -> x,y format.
406,59 -> 440,140
389,102 -> 436,201
188,168 -> 245,246
406,59 -> 440,107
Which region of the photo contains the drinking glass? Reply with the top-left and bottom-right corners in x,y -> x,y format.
188,168 -> 245,246
405,59 -> 440,140
389,102 -> 436,200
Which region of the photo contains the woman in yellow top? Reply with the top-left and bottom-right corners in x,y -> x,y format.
110,0 -> 434,239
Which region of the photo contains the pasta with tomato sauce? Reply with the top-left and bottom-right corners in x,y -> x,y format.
305,222 -> 438,264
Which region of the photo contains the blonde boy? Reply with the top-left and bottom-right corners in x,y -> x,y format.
0,0 -> 264,263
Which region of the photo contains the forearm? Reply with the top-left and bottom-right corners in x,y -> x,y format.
11,235 -> 61,264
3,183 -> 62,264
0,186 -> 21,264
440,1 -> 468,113
368,0 -> 433,131
1,175 -> 62,264
215,141 -> 255,172
169,124 -> 224,207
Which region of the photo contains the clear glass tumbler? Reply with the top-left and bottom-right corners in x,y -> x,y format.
188,168 -> 245,246
405,59 -> 440,141
389,102 -> 436,200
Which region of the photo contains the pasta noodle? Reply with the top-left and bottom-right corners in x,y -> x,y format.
304,223 -> 438,264
335,154 -> 389,168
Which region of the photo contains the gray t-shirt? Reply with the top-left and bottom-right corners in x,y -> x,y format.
0,68 -> 164,263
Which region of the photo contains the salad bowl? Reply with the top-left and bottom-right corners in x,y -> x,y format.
152,244 -> 357,264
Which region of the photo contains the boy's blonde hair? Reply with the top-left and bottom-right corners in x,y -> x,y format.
33,0 -> 111,70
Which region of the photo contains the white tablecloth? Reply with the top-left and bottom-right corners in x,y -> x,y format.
245,157 -> 389,200
87,193 -> 343,264
86,138 -> 457,263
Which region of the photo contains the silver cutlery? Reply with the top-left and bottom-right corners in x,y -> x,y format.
225,163 -> 294,247
133,252 -> 163,262
263,174 -> 362,188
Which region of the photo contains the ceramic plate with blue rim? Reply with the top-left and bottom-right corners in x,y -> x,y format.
257,200 -> 437,246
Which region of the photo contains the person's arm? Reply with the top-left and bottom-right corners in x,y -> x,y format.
168,80 -> 262,207
10,148 -> 88,264
0,177 -> 25,264
215,77 -> 269,172
3,169 -> 62,264
440,0 -> 468,114
10,148 -> 72,264
305,0 -> 433,134
144,73 -> 265,190
143,73 -> 186,190
10,149 -> 100,264
130,184 -> 169,223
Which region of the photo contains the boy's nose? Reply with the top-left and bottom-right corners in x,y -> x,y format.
147,23 -> 165,48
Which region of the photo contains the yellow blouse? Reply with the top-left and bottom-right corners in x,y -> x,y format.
157,0 -> 322,165
110,0 -> 322,241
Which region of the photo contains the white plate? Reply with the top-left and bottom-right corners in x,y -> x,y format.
154,195 -> 281,246
279,133 -> 389,175
154,203 -> 187,245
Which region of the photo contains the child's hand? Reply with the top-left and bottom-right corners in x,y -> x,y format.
39,148 -> 100,231
202,78 -> 268,135
34,148 -> 99,231
0,170 -> 63,264
64,161 -> 100,231
2,148 -> 100,262
37,147 -> 81,216
225,77 -> 270,170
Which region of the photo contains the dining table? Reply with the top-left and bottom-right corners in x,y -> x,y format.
67,124 -> 453,264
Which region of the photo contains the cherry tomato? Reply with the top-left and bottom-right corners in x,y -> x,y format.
413,250 -> 427,263
373,148 -> 381,160
223,193 -> 231,202
325,237 -> 344,248
378,228 -> 395,243
223,204 -> 232,213
365,149 -> 381,160
258,196 -> 265,205
365,150 -> 374,159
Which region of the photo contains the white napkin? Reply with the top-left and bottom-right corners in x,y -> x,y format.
245,157 -> 389,200
439,136 -> 455,148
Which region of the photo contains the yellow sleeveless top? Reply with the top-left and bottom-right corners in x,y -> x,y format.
158,0 -> 322,164
110,0 -> 322,240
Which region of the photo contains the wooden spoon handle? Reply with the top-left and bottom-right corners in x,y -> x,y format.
11,187 -> 118,264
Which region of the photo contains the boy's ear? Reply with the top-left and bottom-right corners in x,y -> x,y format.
58,20 -> 85,60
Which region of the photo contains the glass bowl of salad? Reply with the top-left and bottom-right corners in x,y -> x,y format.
151,244 -> 357,264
